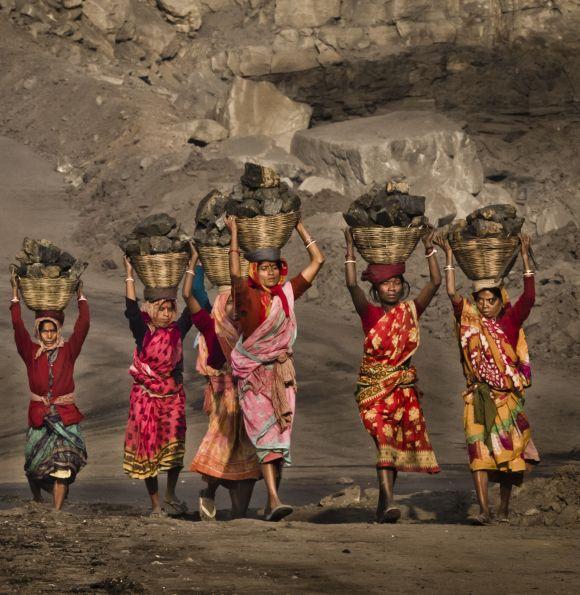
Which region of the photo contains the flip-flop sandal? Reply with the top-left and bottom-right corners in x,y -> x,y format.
381,506 -> 401,524
470,513 -> 492,526
497,516 -> 510,524
149,509 -> 168,518
199,490 -> 216,521
164,498 -> 188,516
265,504 -> 293,522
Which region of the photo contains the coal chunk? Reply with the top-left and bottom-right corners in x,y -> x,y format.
134,213 -> 176,237
241,163 -> 280,189
343,204 -> 372,227
466,204 -> 517,224
263,197 -> 283,216
58,251 -> 76,270
149,236 -> 173,254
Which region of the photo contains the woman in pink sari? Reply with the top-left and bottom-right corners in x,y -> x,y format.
226,215 -> 325,521
123,257 -> 192,516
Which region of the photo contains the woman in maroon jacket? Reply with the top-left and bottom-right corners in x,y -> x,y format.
10,271 -> 90,511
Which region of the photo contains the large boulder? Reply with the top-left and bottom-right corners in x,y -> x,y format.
218,77 -> 312,151
132,0 -> 176,56
157,0 -> 200,19
291,111 -> 485,221
82,0 -> 133,35
274,0 -> 341,28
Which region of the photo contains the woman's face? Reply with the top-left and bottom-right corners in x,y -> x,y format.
225,295 -> 234,319
377,276 -> 403,305
257,261 -> 281,288
39,321 -> 58,347
151,300 -> 176,327
476,290 -> 502,319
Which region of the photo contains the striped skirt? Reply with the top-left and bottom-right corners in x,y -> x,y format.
24,413 -> 87,483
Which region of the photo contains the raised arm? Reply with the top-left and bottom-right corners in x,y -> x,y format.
124,256 -> 137,301
182,246 -> 202,314
192,263 -> 211,312
10,269 -> 34,363
294,219 -> 325,284
225,215 -> 242,281
414,229 -> 442,313
434,232 -> 462,306
344,228 -> 369,316
510,233 -> 535,325
68,281 -> 90,361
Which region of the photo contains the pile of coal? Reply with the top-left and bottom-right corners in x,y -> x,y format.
119,213 -> 191,256
192,189 -> 233,247
343,182 -> 428,228
12,238 -> 87,279
449,204 -> 524,240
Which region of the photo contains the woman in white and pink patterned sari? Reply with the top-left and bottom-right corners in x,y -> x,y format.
226,215 -> 325,521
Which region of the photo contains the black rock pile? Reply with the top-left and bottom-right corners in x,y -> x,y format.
193,163 -> 301,246
449,204 -> 524,240
119,213 -> 191,256
343,182 -> 428,228
12,238 -> 87,279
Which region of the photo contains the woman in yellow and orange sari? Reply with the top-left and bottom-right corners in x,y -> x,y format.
344,229 -> 441,523
435,233 -> 539,525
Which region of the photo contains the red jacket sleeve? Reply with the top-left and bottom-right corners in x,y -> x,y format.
11,301 -> 34,365
192,310 -> 227,370
67,299 -> 90,361
508,275 -> 535,328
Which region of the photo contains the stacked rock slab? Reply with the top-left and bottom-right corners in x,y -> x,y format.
449,204 -> 524,241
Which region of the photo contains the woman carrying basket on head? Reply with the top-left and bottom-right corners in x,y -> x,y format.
344,228 -> 441,523
184,247 -> 261,521
434,232 -> 539,525
123,257 -> 193,516
225,215 -> 325,522
10,270 -> 89,511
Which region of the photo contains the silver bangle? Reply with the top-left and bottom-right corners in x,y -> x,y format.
10,297 -> 19,303
444,265 -> 455,271
185,270 -> 195,275
425,248 -> 437,258
344,259 -> 356,264
125,277 -> 135,282
523,270 -> 535,277
305,239 -> 316,249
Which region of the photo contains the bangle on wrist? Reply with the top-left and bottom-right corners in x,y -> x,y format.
444,265 -> 455,271
523,270 -> 535,277
11,297 -> 19,303
305,239 -> 316,249
425,247 -> 437,258
344,259 -> 356,264
185,270 -> 195,275
125,277 -> 135,282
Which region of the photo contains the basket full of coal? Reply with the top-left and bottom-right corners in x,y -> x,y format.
343,180 -> 427,264
12,238 -> 87,311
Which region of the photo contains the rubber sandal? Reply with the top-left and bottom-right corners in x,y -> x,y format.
149,509 -> 168,518
265,504 -> 293,522
199,490 -> 216,521
470,513 -> 492,526
497,516 -> 510,524
380,506 -> 401,524
164,498 -> 188,516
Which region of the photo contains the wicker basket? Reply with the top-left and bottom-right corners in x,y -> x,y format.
19,277 -> 78,311
131,252 -> 189,288
236,211 -> 300,252
449,236 -> 520,281
197,245 -> 249,287
351,226 -> 422,264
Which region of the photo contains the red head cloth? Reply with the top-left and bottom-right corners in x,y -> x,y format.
35,310 -> 65,325
361,262 -> 406,286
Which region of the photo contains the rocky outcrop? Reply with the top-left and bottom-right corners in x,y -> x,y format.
292,111 -> 485,222
218,77 -> 312,151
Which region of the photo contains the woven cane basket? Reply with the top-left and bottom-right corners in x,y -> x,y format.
449,236 -> 520,281
351,226 -> 422,264
19,277 -> 78,311
236,211 -> 300,252
196,245 -> 249,287
131,252 -> 189,288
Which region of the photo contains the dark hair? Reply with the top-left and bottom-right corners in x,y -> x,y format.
39,320 -> 57,332
369,275 -> 411,304
473,287 -> 503,302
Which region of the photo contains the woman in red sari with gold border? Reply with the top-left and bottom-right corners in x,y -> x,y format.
344,229 -> 441,523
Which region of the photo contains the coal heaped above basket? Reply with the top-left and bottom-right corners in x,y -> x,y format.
344,182 -> 427,264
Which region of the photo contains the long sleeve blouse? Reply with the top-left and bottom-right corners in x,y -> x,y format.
11,299 -> 90,427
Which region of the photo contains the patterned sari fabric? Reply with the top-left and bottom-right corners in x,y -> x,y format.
190,292 -> 260,481
458,298 -> 538,479
123,322 -> 186,479
231,283 -> 297,465
356,301 -> 440,473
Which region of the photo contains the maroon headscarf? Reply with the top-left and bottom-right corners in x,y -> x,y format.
361,262 -> 406,286
35,310 -> 65,325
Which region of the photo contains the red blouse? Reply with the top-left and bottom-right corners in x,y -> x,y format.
11,300 -> 90,428
191,309 -> 227,371
452,276 -> 535,349
359,300 -> 425,336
